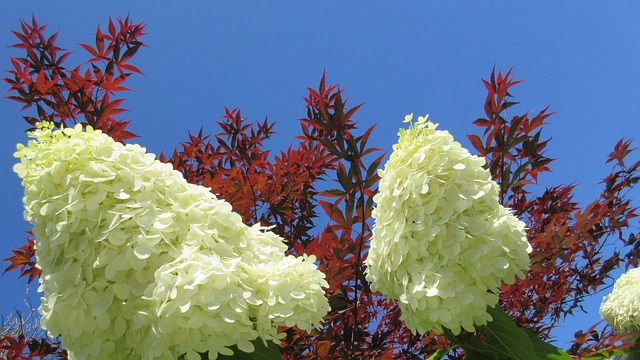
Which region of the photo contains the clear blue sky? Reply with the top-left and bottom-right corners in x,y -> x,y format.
1,1 -> 638,350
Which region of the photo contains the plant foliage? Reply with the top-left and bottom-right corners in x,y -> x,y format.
2,16 -> 638,359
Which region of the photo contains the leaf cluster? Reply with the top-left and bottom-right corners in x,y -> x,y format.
3,15 -> 144,142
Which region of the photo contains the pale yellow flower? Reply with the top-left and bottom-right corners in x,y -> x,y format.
15,123 -> 329,359
600,267 -> 640,333
365,115 -> 531,335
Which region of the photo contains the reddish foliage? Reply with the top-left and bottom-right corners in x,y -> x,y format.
161,104 -> 336,248
163,72 -> 388,358
3,15 -> 144,141
0,333 -> 66,360
475,69 -> 639,356
568,321 -> 635,358
2,233 -> 40,284
3,17 -> 639,360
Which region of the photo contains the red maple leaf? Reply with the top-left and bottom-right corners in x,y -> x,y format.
3,235 -> 41,284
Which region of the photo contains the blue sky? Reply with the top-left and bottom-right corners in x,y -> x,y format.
1,1 -> 638,350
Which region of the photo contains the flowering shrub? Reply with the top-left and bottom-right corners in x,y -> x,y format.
4,16 -> 640,357
13,123 -> 329,359
366,114 -> 532,336
600,267 -> 640,334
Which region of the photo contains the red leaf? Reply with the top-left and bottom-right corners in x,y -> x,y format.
35,69 -> 45,92
3,237 -> 41,283
108,16 -> 117,38
607,138 -> 636,167
79,42 -> 101,61
467,134 -> 486,155
95,25 -> 105,56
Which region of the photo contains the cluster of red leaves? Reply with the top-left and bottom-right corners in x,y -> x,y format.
2,233 -> 40,284
160,104 -> 335,249
470,69 -> 639,356
0,334 -> 66,360
3,16 -> 639,360
282,74 -> 387,358
163,72 -> 389,358
4,15 -> 143,141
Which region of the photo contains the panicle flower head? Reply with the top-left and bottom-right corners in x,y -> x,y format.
600,267 -> 640,334
14,123 -> 329,359
365,114 -> 531,335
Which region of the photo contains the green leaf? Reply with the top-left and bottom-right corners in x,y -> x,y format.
459,333 -> 498,359
465,350 -> 499,360
180,340 -> 283,360
522,328 -> 573,360
218,340 -> 283,360
426,348 -> 452,360
578,348 -> 633,360
480,305 -> 536,360
470,305 -> 572,360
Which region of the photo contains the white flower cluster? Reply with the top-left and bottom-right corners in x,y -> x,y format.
600,267 -> 640,333
365,114 -> 531,336
14,123 -> 329,360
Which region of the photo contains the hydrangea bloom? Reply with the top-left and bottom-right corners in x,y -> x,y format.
365,114 -> 531,335
14,123 -> 329,359
600,267 -> 640,333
